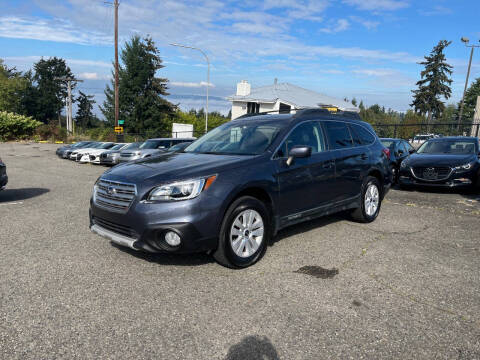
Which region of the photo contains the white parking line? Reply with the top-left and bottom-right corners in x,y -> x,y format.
0,201 -> 24,206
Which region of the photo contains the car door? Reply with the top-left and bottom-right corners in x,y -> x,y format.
275,121 -> 336,219
322,121 -> 358,202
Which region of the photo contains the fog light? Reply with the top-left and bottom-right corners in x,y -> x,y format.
165,231 -> 181,246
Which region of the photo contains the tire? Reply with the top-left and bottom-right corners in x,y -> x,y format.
213,196 -> 271,269
351,176 -> 382,223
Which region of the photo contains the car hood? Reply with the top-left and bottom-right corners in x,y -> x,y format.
102,149 -> 122,155
102,152 -> 255,185
83,149 -> 109,156
406,153 -> 477,167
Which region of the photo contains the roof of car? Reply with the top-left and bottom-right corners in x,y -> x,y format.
427,136 -> 478,141
148,138 -> 196,140
235,108 -> 364,123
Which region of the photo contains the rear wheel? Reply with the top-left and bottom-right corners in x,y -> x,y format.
213,196 -> 270,268
351,176 -> 382,223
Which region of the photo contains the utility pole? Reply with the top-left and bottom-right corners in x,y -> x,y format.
170,43 -> 210,133
54,77 -> 83,135
458,37 -> 480,128
114,0 -> 120,131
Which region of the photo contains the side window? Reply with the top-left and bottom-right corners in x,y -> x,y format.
404,141 -> 414,153
277,122 -> 325,158
349,125 -> 362,146
350,123 -> 375,145
324,121 -> 354,149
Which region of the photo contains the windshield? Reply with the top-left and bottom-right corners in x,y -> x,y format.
124,142 -> 141,150
140,140 -> 170,149
110,144 -> 125,150
185,120 -> 284,155
72,141 -> 89,148
99,143 -> 114,149
417,140 -> 477,155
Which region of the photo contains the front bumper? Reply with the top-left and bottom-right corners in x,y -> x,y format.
89,193 -> 221,254
100,155 -> 119,165
399,167 -> 476,188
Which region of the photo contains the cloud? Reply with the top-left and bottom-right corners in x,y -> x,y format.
319,19 -> 350,33
0,16 -> 111,45
170,81 -> 215,88
343,0 -> 409,11
262,0 -> 329,22
78,72 -> 111,80
418,6 -> 452,16
349,16 -> 380,30
353,69 -> 395,77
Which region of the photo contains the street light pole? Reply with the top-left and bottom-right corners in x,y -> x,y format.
458,37 -> 480,128
170,43 -> 210,133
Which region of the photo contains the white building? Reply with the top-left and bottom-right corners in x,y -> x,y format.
227,80 -> 359,119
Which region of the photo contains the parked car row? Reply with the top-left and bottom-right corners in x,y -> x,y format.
56,138 -> 195,166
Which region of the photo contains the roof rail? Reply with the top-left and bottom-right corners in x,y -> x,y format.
294,108 -> 362,120
234,107 -> 362,121
235,108 -> 302,120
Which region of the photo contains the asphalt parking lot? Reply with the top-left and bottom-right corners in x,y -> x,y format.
1,142 -> 479,359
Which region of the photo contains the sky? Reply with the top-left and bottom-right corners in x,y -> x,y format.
1,0 -> 479,118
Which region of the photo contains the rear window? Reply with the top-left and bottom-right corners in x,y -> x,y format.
324,121 -> 353,149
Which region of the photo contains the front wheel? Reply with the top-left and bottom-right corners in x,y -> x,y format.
351,176 -> 382,223
213,196 -> 270,268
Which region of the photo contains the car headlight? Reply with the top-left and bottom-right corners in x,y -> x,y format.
454,163 -> 473,172
147,175 -> 217,201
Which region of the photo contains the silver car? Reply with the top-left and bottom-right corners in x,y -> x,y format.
100,142 -> 141,166
118,138 -> 196,162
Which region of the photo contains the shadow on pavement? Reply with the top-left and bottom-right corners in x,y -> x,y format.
111,242 -> 214,266
225,335 -> 279,360
0,188 -> 50,202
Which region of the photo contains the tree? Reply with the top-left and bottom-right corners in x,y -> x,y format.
411,40 -> 453,126
101,35 -> 174,136
75,91 -> 97,129
460,77 -> 480,122
0,60 -> 27,114
33,57 -> 75,124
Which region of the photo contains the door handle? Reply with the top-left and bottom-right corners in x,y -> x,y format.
322,160 -> 334,168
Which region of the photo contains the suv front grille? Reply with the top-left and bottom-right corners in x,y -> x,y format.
412,166 -> 451,181
94,179 -> 137,213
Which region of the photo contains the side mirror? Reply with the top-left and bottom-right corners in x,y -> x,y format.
286,145 -> 312,166
397,149 -> 404,155
409,149 -> 416,154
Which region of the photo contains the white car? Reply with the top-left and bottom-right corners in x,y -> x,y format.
80,143 -> 128,164
71,142 -> 115,162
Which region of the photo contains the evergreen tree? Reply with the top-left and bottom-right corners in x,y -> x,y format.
101,35 -> 174,135
460,77 -> 480,122
411,40 -> 453,125
75,91 -> 96,129
33,57 -> 75,124
0,60 -> 27,113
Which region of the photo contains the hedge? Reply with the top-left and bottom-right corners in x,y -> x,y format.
0,111 -> 43,141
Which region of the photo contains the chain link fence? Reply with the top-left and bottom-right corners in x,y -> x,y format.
371,122 -> 480,141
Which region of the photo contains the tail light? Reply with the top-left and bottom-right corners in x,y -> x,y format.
382,147 -> 390,160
